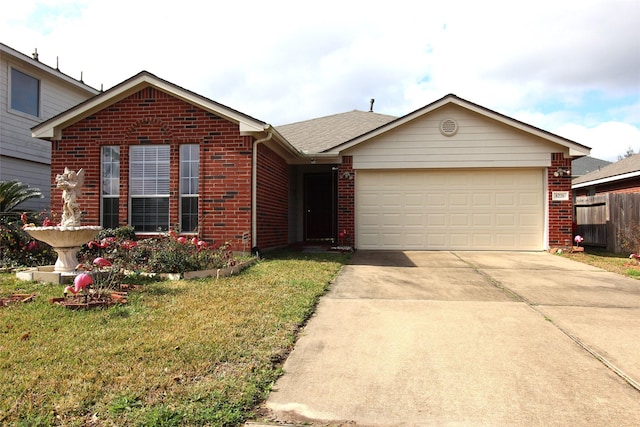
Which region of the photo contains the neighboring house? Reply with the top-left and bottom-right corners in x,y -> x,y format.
0,43 -> 99,211
572,154 -> 640,196
572,154 -> 640,251
32,71 -> 590,251
571,156 -> 611,179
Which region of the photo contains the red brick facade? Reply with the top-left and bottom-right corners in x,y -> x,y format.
256,143 -> 289,249
337,156 -> 355,247
50,86 -> 275,250
548,152 -> 574,247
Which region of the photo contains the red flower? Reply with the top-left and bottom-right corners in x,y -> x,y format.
121,240 -> 138,250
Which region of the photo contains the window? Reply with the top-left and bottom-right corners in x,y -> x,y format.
130,145 -> 170,232
180,144 -> 199,232
10,68 -> 40,117
101,146 -> 120,229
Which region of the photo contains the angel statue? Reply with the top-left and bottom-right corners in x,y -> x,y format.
56,168 -> 85,227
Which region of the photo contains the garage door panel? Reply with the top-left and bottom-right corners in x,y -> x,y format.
428,194 -> 446,206
473,214 -> 493,226
496,214 -> 516,226
451,214 -> 470,226
450,234 -> 470,247
520,213 -> 540,226
496,193 -> 516,206
405,193 -> 424,207
472,193 -> 493,206
450,193 -> 470,206
356,169 -> 543,250
519,193 -> 540,206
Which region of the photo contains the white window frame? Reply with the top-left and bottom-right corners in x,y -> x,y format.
179,144 -> 199,233
101,146 -> 120,228
129,145 -> 170,233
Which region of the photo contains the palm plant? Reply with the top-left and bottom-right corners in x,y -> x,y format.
0,180 -> 43,212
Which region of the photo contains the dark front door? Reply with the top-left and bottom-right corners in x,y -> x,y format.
304,173 -> 335,241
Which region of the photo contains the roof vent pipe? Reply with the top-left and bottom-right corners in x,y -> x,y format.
369,98 -> 375,112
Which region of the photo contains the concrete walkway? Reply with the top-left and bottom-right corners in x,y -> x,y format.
258,251 -> 640,426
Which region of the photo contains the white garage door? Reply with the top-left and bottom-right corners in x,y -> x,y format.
356,169 -> 544,250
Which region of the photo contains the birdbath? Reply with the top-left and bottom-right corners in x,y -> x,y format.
24,168 -> 103,273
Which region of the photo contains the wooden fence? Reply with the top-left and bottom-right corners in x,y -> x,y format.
575,193 -> 640,253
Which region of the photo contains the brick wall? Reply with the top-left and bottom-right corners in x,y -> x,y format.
256,143 -> 289,249
548,152 -> 574,247
574,178 -> 640,197
51,86 -> 254,249
337,156 -> 355,247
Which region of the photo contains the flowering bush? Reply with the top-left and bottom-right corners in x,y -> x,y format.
78,226 -> 237,274
0,211 -> 56,268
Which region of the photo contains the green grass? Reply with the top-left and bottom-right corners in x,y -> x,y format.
0,251 -> 349,426
560,247 -> 640,279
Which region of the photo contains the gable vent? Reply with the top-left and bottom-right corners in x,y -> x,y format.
440,119 -> 458,136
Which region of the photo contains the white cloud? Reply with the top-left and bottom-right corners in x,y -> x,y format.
554,122 -> 640,161
1,0 -> 638,143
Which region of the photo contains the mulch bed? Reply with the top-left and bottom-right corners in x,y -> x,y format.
0,293 -> 37,308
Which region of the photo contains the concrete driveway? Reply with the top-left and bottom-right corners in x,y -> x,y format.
260,251 -> 640,426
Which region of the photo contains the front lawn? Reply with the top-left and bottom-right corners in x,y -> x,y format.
0,251 -> 349,426
560,247 -> 640,279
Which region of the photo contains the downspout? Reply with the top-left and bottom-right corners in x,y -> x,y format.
252,129 -> 273,248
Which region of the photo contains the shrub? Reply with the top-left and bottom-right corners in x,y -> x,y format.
78,226 -> 238,274
619,223 -> 640,255
0,211 -> 56,268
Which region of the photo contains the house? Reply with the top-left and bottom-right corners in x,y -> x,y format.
0,43 -> 100,210
32,71 -> 590,251
572,154 -> 640,196
572,154 -> 640,251
571,156 -> 611,179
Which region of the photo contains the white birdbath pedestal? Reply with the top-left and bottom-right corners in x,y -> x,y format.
24,226 -> 103,273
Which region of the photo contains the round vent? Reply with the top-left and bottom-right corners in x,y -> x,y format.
440,119 -> 458,136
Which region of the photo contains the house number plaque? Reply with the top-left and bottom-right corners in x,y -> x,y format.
551,191 -> 569,201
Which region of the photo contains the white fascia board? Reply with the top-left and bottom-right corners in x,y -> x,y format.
572,170 -> 640,189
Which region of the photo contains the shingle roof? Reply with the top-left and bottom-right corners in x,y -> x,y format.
275,110 -> 397,153
571,156 -> 611,177
572,153 -> 640,185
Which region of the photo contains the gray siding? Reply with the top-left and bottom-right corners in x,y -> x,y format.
0,156 -> 49,211
0,48 -> 96,211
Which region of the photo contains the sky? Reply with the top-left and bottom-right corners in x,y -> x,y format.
2,0 -> 639,162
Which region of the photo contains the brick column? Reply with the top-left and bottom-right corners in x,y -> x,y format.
548,152 -> 573,248
337,156 -> 355,247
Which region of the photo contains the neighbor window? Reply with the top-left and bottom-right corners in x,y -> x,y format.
130,145 -> 170,232
10,68 -> 40,117
101,146 -> 120,229
180,144 -> 199,233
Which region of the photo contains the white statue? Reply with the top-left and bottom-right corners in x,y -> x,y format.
56,168 -> 85,227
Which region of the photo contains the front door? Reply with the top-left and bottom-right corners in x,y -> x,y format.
304,173 -> 335,241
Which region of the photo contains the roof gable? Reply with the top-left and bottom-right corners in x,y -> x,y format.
328,94 -> 591,157
32,71 -> 269,140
